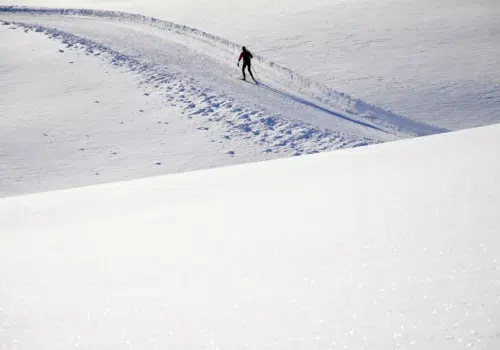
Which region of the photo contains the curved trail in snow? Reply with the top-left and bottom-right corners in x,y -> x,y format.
0,6 -> 448,145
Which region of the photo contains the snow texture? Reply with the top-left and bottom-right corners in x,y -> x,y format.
1,1 -> 499,348
0,6 -> 447,138
1,5 -> 459,196
1,123 -> 500,349
2,0 -> 499,131
0,21 -> 376,196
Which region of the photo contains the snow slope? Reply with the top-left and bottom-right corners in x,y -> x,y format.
1,24 -> 297,196
1,7 -> 438,137
1,7 -> 450,197
0,21 -> 381,197
1,123 -> 500,349
3,0 -> 500,130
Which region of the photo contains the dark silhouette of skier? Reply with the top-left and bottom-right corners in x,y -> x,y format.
237,46 -> 256,82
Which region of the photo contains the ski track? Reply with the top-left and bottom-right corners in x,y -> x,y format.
1,6 -> 449,156
1,21 -> 375,155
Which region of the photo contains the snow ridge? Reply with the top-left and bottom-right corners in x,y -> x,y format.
0,5 -> 448,138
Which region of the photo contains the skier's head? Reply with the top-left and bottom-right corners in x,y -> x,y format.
242,46 -> 247,52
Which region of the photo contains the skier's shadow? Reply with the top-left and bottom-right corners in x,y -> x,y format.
255,81 -> 387,133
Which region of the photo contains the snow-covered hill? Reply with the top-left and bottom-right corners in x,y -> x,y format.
1,1 -> 499,347
2,1 -> 499,197
1,6 -> 448,197
1,123 -> 499,349
3,0 -> 500,130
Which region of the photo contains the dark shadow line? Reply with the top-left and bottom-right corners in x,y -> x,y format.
255,82 -> 388,133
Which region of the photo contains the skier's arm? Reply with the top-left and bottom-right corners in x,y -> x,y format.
237,52 -> 243,66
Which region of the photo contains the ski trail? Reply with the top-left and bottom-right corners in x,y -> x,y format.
256,82 -> 388,133
1,20 -> 376,158
0,6 -> 448,139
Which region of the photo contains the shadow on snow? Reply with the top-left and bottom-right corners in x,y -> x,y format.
255,82 -> 389,134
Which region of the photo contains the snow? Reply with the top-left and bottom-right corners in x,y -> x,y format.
1,8 -> 427,136
0,21 -> 383,197
1,123 -> 500,349
1,1 -> 499,347
2,5 -> 450,197
2,0 -> 500,131
1,26 -> 286,195
1,1 -> 499,196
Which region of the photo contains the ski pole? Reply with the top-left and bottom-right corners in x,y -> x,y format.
252,61 -> 260,82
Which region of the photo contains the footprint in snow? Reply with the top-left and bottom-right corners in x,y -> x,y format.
59,49 -> 64,53
228,151 -> 235,156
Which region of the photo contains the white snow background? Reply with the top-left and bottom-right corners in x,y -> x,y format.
1,0 -> 500,349
1,124 -> 500,349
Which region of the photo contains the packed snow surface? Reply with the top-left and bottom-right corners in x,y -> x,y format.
1,123 -> 500,349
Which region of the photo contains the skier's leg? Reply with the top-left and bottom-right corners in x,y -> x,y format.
242,62 -> 247,80
248,64 -> 256,81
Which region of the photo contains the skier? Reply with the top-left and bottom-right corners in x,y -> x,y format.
237,46 -> 256,82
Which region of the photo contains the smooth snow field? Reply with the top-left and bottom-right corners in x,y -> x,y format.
1,124 -> 500,349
